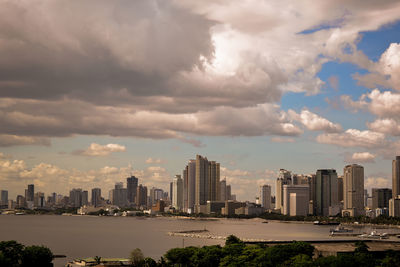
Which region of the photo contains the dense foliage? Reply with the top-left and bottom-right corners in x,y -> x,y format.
0,241 -> 53,267
130,236 -> 400,267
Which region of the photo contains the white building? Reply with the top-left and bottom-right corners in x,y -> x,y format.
172,175 -> 183,211
261,185 -> 271,210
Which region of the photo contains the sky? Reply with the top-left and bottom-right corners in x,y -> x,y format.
1,0 -> 400,201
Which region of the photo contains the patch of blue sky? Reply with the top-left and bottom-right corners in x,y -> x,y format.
357,19 -> 400,61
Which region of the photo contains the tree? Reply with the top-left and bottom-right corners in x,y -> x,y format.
21,245 -> 53,267
0,240 -> 24,267
94,256 -> 101,264
130,248 -> 145,266
225,235 -> 243,246
354,241 -> 369,253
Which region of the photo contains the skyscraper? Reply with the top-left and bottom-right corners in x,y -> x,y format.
315,169 -> 339,216
172,175 -> 183,211
0,190 -> 8,206
195,155 -> 209,212
127,176 -> 138,204
342,164 -> 364,216
220,179 -> 227,201
26,184 -> 34,202
136,184 -> 147,208
91,188 -> 101,207
111,183 -> 127,207
283,185 -> 309,216
276,169 -> 292,211
393,156 -> 400,198
261,185 -> 271,210
337,176 -> 344,202
372,188 -> 392,210
69,188 -> 83,207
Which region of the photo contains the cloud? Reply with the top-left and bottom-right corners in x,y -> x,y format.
316,129 -> 386,148
0,134 -> 50,147
0,154 -> 173,198
1,1 -> 400,145
270,137 -> 295,143
346,152 -> 376,163
145,158 -> 166,164
354,43 -> 400,91
75,143 -> 126,156
289,109 -> 342,133
342,89 -> 400,136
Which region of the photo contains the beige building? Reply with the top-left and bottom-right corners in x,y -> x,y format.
389,197 -> 400,217
342,164 -> 364,217
283,185 -> 309,216
261,185 -> 271,210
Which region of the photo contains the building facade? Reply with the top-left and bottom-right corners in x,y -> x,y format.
342,164 -> 364,217
315,169 -> 339,216
372,188 -> 392,210
282,185 -> 309,216
127,176 -> 138,204
261,185 -> 271,210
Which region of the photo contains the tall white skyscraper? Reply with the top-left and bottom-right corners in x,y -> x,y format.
261,185 -> 271,210
172,175 -> 183,211
342,164 -> 364,217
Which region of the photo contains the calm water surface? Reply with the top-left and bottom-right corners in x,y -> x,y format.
0,215 -> 394,266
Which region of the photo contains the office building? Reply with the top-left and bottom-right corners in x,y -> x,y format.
389,197 -> 400,217
69,188 -> 84,207
337,176 -> 343,202
220,179 -> 227,201
194,155 -> 220,213
183,160 -> 196,213
283,185 -> 309,216
276,169 -> 292,211
1,190 -> 8,206
372,188 -> 392,210
315,169 -> 339,216
261,185 -> 271,210
82,190 -> 88,206
226,185 -> 232,201
172,175 -> 183,211
26,184 -> 34,202
342,164 -> 364,217
127,176 -> 138,204
91,188 -> 102,207
136,184 -> 147,208
16,195 -> 25,208
393,156 -> 400,197
110,183 -> 128,207
170,182 -> 173,202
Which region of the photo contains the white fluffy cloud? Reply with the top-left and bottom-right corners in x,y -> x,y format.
76,143 -> 126,156
365,177 -> 391,191
145,158 -> 166,164
289,109 -> 342,133
347,152 -> 376,163
316,129 -> 386,148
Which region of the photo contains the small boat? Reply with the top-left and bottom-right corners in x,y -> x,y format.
359,230 -> 388,239
330,226 -> 353,233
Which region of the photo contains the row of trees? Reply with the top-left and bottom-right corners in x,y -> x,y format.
0,241 -> 53,267
129,235 -> 400,267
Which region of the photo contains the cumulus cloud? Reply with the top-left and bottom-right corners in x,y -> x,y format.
346,152 -> 376,163
75,143 -> 126,156
354,43 -> 400,91
270,137 -> 295,143
316,129 -> 386,148
1,1 -> 400,145
145,158 -> 166,164
0,155 -> 173,198
0,134 -> 50,147
289,109 -> 342,133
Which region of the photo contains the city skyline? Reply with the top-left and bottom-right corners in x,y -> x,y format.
1,1 -> 400,201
